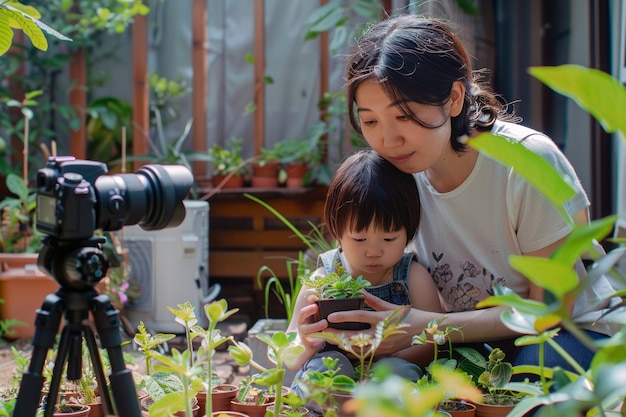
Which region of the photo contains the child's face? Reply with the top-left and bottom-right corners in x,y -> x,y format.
338,222 -> 407,285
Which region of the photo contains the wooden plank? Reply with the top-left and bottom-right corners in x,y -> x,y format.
210,230 -> 312,250
210,250 -> 300,282
192,0 -> 208,176
69,48 -> 87,159
253,0 -> 265,155
132,12 -> 149,171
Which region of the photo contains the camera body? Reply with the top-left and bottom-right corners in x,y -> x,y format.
36,156 -> 194,241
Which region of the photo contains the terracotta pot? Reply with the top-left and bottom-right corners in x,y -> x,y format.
86,401 -> 105,417
53,404 -> 91,416
141,396 -> 200,416
331,391 -> 356,417
211,412 -> 250,417
230,399 -> 274,417
284,163 -> 308,188
470,395 -> 517,417
212,174 -> 244,188
252,161 -> 280,177
196,384 -> 239,413
316,297 -> 368,330
439,399 -> 477,417
250,176 -> 279,188
251,162 -> 280,187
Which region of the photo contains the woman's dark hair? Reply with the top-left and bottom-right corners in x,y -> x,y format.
346,14 -> 514,152
324,149 -> 420,244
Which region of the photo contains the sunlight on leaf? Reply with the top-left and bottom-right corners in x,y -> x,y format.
509,256 -> 578,297
529,65 -> 626,140
468,133 -> 575,222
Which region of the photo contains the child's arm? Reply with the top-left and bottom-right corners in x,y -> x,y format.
390,261 -> 442,365
285,267 -> 328,371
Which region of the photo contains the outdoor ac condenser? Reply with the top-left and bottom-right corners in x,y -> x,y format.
122,200 -> 219,333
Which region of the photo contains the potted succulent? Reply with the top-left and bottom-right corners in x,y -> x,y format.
300,265 -> 371,330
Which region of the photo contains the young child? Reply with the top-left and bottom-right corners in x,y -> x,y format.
287,149 -> 442,388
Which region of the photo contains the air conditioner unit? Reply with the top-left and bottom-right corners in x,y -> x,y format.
122,200 -> 219,333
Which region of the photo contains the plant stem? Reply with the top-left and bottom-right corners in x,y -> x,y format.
546,337 -> 586,375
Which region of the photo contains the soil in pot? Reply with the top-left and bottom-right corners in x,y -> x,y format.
316,297 -> 369,330
53,403 -> 91,416
211,412 -> 250,417
230,400 -> 273,417
439,399 -> 476,417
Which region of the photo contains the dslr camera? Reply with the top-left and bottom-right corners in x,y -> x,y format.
36,156 -> 194,241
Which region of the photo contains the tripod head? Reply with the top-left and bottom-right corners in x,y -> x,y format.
38,236 -> 109,290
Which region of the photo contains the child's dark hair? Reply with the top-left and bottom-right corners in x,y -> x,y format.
324,149 -> 420,244
346,14 -> 515,153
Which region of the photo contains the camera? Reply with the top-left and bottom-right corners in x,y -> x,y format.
36,156 -> 194,241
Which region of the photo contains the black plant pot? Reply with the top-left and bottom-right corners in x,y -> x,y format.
316,297 -> 370,330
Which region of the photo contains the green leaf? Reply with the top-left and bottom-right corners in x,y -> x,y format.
5,5 -> 48,51
476,285 -> 548,315
0,10 -> 13,56
468,133 -> 576,221
552,216 -> 616,266
228,342 -> 253,367
509,256 -> 578,297
529,65 -> 626,139
6,173 -> 28,200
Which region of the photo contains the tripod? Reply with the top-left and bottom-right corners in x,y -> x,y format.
13,237 -> 141,417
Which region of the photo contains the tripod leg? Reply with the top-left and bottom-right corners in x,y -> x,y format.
90,293 -> 141,417
82,323 -> 114,415
13,293 -> 64,417
42,325 -> 74,417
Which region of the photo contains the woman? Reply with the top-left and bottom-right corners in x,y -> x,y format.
294,14 -> 616,370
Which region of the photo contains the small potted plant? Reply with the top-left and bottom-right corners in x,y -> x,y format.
274,121 -> 325,188
250,145 -> 282,188
412,316 -> 479,417
228,330 -> 304,417
464,347 -> 538,417
300,265 -> 371,330
190,299 -> 240,417
205,137 -> 249,188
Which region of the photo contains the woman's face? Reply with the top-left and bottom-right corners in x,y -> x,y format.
354,79 -> 463,174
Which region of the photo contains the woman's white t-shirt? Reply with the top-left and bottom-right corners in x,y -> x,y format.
410,120 -> 616,333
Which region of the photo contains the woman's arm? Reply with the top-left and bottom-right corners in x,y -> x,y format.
327,291 -> 516,357
388,262 -> 441,364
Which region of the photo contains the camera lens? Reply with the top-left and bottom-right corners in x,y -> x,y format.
94,164 -> 193,231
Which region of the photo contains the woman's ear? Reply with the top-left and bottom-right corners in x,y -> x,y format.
449,81 -> 466,117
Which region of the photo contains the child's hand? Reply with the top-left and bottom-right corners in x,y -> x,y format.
289,296 -> 327,370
